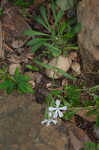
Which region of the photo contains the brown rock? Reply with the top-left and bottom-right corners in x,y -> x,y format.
9,63 -> 21,75
64,121 -> 91,149
46,56 -> 72,79
0,94 -> 41,144
77,0 -> 99,71
1,4 -> 31,49
39,125 -> 69,150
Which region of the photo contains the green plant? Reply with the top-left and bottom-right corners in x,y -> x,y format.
42,83 -> 99,126
0,8 -> 3,16
14,0 -> 32,8
24,1 -> 80,58
13,0 -> 33,17
0,67 -> 34,94
85,141 -> 99,150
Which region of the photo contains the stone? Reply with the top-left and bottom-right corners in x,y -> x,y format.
1,4 -> 32,49
0,94 -> 41,144
46,56 -> 72,79
71,62 -> 81,74
93,126 -> 99,140
64,121 -> 91,150
9,63 -> 21,75
77,0 -> 99,71
25,72 -> 42,84
39,125 -> 69,150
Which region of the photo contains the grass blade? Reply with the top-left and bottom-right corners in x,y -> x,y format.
30,41 -> 44,53
27,38 -> 47,46
54,10 -> 64,27
51,1 -> 57,20
34,16 -> 49,31
24,30 -> 49,36
40,6 -> 51,32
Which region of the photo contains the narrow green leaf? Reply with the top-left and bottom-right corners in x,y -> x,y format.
24,29 -> 49,36
6,80 -> 15,94
58,21 -> 66,35
27,38 -> 47,46
51,1 -> 57,20
54,10 -> 64,27
72,23 -> 81,34
44,43 -> 60,57
40,6 -> 51,31
34,60 -> 53,69
0,80 -> 8,89
56,67 -> 76,80
30,41 -> 44,53
34,16 -> 49,31
26,65 -> 39,71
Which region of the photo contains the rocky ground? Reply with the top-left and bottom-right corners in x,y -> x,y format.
0,93 -> 91,150
0,0 -> 99,149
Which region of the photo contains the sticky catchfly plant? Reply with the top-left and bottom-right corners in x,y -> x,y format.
41,110 -> 58,127
48,99 -> 67,119
41,118 -> 58,127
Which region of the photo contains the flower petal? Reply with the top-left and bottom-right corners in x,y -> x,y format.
59,106 -> 67,111
56,100 -> 60,107
48,107 -> 56,111
48,111 -> 52,117
53,111 -> 58,119
41,119 -> 47,125
52,119 -> 58,125
46,121 -> 51,127
58,110 -> 63,118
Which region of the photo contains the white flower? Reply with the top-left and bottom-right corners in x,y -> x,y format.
41,118 -> 58,127
48,99 -> 67,119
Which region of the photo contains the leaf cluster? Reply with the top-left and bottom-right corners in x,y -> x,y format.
0,68 -> 34,95
85,141 -> 99,150
45,84 -> 99,126
24,1 -> 81,58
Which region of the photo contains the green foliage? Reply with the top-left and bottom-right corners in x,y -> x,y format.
0,67 -> 34,94
26,64 -> 39,71
0,8 -> 3,16
85,141 -> 99,150
24,1 -> 80,58
13,0 -> 33,17
13,0 -> 33,8
44,83 -> 99,126
64,85 -> 81,106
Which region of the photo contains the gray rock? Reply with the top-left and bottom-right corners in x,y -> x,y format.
77,0 -> 99,71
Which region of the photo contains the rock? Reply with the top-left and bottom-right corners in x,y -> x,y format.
62,79 -> 68,86
28,80 -> 36,88
77,0 -> 99,71
0,93 -> 41,144
1,4 -> 32,49
38,125 -> 69,150
9,63 -> 21,75
46,56 -> 72,79
25,72 -> 43,84
64,121 -> 91,150
71,62 -> 81,74
93,126 -> 99,140
76,109 -> 96,122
